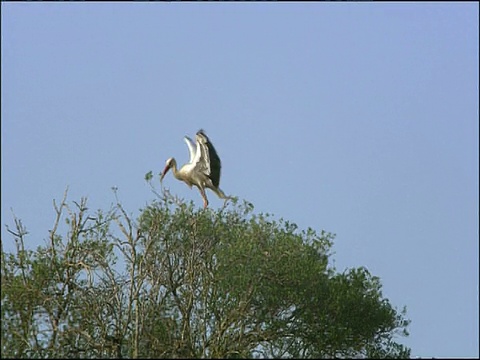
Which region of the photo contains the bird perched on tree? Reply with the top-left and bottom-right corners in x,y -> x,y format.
160,129 -> 231,209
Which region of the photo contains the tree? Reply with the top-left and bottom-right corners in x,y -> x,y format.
1,181 -> 411,358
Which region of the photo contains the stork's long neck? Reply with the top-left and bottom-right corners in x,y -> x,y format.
170,159 -> 184,181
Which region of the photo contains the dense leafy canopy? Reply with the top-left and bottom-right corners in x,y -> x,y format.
1,185 -> 410,358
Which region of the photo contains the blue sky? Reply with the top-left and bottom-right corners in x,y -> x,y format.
2,2 -> 478,358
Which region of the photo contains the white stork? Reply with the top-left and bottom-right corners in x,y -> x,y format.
160,129 -> 231,209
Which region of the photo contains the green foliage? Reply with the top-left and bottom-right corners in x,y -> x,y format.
1,186 -> 411,358
144,171 -> 153,182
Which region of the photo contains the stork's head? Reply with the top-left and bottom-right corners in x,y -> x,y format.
160,157 -> 175,182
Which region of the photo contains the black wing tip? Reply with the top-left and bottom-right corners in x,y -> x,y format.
196,129 -> 211,143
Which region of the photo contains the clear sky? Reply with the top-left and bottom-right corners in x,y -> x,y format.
2,2 -> 478,358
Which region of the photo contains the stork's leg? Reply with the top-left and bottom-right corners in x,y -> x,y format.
211,187 -> 234,208
213,187 -> 228,200
199,188 -> 209,209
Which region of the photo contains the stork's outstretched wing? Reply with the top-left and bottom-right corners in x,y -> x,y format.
193,130 -> 222,188
184,136 -> 196,164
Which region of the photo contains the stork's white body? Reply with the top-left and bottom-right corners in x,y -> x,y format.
161,130 -> 230,208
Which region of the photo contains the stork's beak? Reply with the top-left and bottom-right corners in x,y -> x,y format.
160,164 -> 170,182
